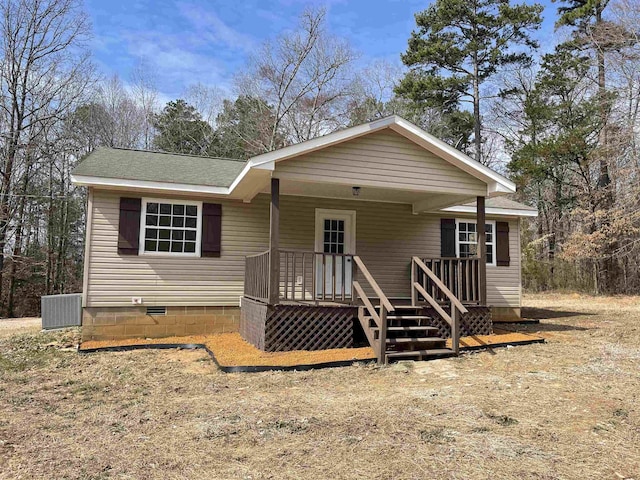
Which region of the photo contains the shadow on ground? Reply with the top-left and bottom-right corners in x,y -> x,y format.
522,307 -> 593,320
524,322 -> 589,333
499,307 -> 594,334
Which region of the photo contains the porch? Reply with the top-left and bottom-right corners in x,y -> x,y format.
240,178 -> 493,364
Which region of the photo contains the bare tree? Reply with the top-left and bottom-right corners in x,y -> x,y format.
130,60 -> 159,149
184,82 -> 223,127
95,75 -> 145,148
0,0 -> 93,312
349,59 -> 402,123
608,0 -> 640,163
236,6 -> 358,150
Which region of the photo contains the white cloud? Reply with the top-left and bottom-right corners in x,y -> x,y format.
120,30 -> 234,97
176,3 -> 256,53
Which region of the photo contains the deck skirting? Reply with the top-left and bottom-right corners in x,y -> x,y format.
425,305 -> 493,338
240,298 -> 492,352
241,298 -> 357,352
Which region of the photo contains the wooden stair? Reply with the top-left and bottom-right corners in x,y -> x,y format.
359,304 -> 455,363
353,256 -> 466,364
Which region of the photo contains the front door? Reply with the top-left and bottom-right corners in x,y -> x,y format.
314,209 -> 356,299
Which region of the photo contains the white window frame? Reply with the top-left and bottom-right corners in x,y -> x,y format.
455,218 -> 496,267
139,198 -> 203,257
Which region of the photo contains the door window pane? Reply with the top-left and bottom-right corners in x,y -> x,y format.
322,217 -> 346,256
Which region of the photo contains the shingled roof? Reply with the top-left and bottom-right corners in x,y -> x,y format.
73,147 -> 247,188
463,197 -> 537,211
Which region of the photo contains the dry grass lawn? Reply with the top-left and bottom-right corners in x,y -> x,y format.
0,317 -> 40,337
1,293 -> 639,479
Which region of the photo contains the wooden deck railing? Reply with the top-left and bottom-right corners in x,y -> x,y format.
420,257 -> 481,304
411,257 -> 469,355
244,250 -> 270,303
352,255 -> 394,364
279,249 -> 355,303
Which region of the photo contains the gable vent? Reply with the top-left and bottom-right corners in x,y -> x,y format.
146,306 -> 166,316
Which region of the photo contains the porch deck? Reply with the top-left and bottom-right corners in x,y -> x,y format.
239,178 -> 493,364
241,247 -> 492,363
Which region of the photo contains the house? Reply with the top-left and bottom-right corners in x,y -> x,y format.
72,116 -> 537,363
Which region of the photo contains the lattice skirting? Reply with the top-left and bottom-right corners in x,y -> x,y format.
240,299 -> 490,351
240,297 -> 268,350
423,306 -> 492,338
240,298 -> 358,352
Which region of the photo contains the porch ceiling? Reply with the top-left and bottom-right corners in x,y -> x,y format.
260,178 -> 474,212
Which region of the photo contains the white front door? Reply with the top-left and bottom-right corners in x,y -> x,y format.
314,209 -> 356,299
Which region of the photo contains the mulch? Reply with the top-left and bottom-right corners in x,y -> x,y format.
80,329 -> 545,371
81,333 -> 376,370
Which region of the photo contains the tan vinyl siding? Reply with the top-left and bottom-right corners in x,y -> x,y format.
86,190 -> 270,307
278,196 -> 441,299
274,129 -> 487,196
485,218 -> 521,308
86,190 -> 520,308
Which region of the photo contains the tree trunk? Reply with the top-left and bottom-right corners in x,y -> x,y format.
46,158 -> 55,295
6,158 -> 32,317
55,159 -> 70,293
596,6 -> 611,195
472,60 -> 482,163
0,138 -> 20,310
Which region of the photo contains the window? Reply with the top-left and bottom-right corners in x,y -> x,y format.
140,199 -> 202,256
456,219 -> 496,266
323,219 -> 345,254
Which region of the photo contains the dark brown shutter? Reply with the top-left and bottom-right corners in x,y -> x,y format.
441,218 -> 456,257
118,197 -> 142,255
201,203 -> 222,257
496,221 -> 510,266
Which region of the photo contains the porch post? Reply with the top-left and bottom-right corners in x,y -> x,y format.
477,196 -> 487,305
268,178 -> 280,305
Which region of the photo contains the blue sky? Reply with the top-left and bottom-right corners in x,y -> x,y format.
86,0 -> 560,102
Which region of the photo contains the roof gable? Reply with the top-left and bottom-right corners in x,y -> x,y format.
247,116 -> 516,195
273,128 -> 487,196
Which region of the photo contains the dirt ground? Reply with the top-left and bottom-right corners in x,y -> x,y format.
0,293 -> 639,480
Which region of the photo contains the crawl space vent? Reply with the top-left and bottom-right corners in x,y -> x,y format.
146,306 -> 166,316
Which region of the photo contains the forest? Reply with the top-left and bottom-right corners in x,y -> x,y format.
0,0 -> 638,317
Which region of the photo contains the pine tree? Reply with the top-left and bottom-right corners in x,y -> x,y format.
396,0 -> 543,163
152,100 -> 216,156
553,0 -> 616,195
504,42 -> 604,290
213,96 -> 284,159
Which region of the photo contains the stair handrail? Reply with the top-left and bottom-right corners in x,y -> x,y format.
411,256 -> 468,355
352,255 -> 393,363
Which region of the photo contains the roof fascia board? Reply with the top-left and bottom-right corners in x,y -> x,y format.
440,205 -> 538,217
71,174 -> 230,195
412,195 -> 476,215
488,182 -> 515,195
227,161 -> 268,193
